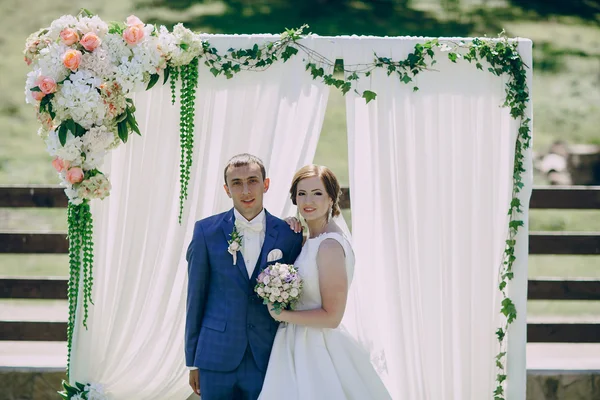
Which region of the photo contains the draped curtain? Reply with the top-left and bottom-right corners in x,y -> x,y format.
70,35 -> 335,400
341,37 -> 532,400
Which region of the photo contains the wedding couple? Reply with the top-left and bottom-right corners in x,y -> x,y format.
185,153 -> 390,399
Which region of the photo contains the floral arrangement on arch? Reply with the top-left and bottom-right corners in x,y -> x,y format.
24,10 -> 203,205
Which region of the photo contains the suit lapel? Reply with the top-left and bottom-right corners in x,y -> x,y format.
221,209 -> 250,282
251,210 -> 279,283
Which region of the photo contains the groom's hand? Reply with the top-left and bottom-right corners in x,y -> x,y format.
189,369 -> 200,396
284,217 -> 302,233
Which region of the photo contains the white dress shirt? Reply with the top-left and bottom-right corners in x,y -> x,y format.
234,208 -> 266,277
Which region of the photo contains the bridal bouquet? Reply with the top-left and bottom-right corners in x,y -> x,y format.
255,263 -> 302,315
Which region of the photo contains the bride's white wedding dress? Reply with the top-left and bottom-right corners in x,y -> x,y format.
259,232 -> 392,400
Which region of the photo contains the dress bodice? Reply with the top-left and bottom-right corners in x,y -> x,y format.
293,232 -> 354,311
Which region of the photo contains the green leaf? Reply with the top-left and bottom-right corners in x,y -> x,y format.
210,68 -> 220,77
66,119 -> 76,136
163,66 -> 171,85
282,46 -> 299,62
448,52 -> 458,63
401,74 -> 412,84
117,121 -> 128,143
58,123 -> 68,146
30,86 -> 42,92
476,62 -> 483,70
179,43 -> 189,51
362,90 -> 377,104
127,114 -> 141,136
146,73 -> 160,91
47,99 -> 56,120
108,21 -> 125,35
413,86 -> 419,92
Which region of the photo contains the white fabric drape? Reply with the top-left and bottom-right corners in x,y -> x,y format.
70,35 -> 334,399
341,38 -> 532,400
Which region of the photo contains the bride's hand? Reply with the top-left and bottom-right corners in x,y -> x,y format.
284,217 -> 302,233
267,303 -> 284,321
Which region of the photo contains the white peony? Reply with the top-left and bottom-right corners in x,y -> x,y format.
289,288 -> 299,297
281,292 -> 290,300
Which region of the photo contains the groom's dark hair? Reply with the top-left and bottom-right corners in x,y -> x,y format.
224,153 -> 267,184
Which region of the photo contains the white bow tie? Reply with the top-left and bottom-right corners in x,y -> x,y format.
235,219 -> 264,233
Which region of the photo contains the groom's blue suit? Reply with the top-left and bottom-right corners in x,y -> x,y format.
185,208 -> 303,399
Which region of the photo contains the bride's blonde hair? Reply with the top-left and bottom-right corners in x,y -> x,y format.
289,165 -> 341,218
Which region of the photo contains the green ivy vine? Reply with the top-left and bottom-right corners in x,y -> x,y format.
66,201 -> 94,379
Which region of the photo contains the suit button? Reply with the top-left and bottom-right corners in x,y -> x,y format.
247,324 -> 254,329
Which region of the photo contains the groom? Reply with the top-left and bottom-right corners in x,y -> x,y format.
185,153 -> 303,399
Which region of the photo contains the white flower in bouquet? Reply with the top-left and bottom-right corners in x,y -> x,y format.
45,130 -> 84,165
63,185 -> 83,205
254,263 -> 303,315
71,394 -> 84,400
84,382 -> 108,400
37,42 -> 71,81
53,70 -> 105,129
76,16 -> 109,37
82,149 -> 107,170
162,23 -> 205,66
80,45 -> 115,80
82,126 -> 116,151
77,173 -> 111,200
47,15 -> 79,40
23,29 -> 54,65
104,34 -> 132,66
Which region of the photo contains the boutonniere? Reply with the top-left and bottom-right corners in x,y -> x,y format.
227,225 -> 243,265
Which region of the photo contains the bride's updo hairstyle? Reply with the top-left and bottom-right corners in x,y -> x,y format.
289,165 -> 342,218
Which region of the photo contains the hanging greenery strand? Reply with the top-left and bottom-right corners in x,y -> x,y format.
177,57 -> 200,223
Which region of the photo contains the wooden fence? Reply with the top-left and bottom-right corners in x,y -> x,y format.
1,185 -> 599,343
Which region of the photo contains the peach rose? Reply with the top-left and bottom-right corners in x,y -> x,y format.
66,167 -> 84,184
126,15 -> 144,28
123,26 -> 144,46
51,157 -> 70,173
63,49 -> 82,71
31,91 -> 45,101
24,57 -> 32,66
80,32 -> 101,52
36,76 -> 57,95
60,28 -> 80,46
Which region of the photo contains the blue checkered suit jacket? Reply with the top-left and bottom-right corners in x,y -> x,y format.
185,208 -> 303,372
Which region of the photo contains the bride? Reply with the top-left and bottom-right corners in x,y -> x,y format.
259,164 -> 391,400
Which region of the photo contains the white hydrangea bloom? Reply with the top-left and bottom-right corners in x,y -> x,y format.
47,15 -> 79,40
80,45 -> 115,80
36,42 -> 70,82
76,16 -> 109,37
52,70 -> 106,129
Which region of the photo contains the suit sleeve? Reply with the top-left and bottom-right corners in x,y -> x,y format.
288,231 -> 304,264
185,221 -> 210,367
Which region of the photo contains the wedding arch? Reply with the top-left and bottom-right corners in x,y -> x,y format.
24,9 -> 532,400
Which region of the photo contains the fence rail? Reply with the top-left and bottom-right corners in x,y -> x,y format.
1,185 -> 599,343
